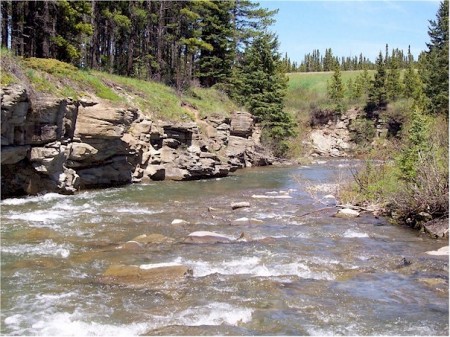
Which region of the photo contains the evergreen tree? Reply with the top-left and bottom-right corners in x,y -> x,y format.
403,62 -> 424,104
398,109 -> 430,181
327,63 -> 345,112
368,52 -> 388,109
386,51 -> 403,100
198,0 -> 234,87
347,77 -> 356,100
353,67 -> 371,101
232,33 -> 295,155
323,48 -> 334,71
420,0 -> 449,115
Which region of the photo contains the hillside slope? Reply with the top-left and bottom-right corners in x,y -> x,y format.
1,50 -> 238,122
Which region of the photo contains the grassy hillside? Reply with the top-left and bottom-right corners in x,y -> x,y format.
285,70 -> 375,114
0,49 -> 238,122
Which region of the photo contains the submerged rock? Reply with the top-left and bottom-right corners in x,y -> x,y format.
117,240 -> 145,251
183,231 -> 234,244
100,263 -> 193,288
132,233 -> 174,245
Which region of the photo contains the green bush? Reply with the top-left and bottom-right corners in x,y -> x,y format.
349,118 -> 376,145
22,57 -> 78,75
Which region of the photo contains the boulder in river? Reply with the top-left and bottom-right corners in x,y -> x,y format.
100,263 -> 193,288
335,208 -> 360,218
425,246 -> 449,256
183,231 -> 234,244
422,218 -> 449,239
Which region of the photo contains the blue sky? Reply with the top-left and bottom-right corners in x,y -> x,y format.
261,1 -> 441,63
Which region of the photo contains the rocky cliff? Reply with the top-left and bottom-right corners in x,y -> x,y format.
1,84 -> 273,198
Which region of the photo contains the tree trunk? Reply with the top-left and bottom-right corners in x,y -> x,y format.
11,1 -> 25,56
155,0 -> 164,82
42,0 -> 50,58
89,0 -> 99,69
1,1 -> 10,49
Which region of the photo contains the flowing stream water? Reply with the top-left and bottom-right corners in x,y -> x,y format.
1,160 -> 448,336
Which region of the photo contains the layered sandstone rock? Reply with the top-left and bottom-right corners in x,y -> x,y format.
1,84 -> 272,198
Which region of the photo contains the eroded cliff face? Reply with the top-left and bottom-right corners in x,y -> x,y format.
1,85 -> 272,198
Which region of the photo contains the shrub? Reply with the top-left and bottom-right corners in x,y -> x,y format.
382,99 -> 413,138
349,118 -> 376,146
22,57 -> 78,75
390,151 -> 449,226
309,108 -> 337,127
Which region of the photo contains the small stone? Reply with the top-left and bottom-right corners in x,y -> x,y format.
237,232 -> 252,242
231,202 -> 250,210
335,208 -> 360,218
171,219 -> 190,225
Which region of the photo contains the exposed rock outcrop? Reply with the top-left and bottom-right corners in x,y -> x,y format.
309,108 -> 358,157
1,85 -> 273,198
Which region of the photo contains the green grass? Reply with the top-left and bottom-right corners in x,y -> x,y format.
184,87 -> 238,118
0,54 -> 237,122
285,70 -> 375,114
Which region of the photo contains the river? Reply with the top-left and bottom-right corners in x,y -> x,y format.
1,159 -> 448,336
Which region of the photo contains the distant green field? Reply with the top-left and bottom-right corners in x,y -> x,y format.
285,70 -> 375,113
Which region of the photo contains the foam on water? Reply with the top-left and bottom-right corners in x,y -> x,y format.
115,207 -> 162,215
1,240 -> 71,258
1,193 -> 67,206
7,210 -> 65,223
174,302 -> 253,326
12,311 -> 151,336
343,229 -> 369,238
174,256 -> 334,280
139,262 -> 184,270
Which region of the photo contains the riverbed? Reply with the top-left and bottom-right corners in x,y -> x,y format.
1,160 -> 448,335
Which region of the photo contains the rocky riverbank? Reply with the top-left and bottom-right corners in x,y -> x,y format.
1,84 -> 273,198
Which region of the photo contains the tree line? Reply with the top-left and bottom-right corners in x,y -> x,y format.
0,0 -> 295,155
1,0 -> 271,87
285,46 -> 417,73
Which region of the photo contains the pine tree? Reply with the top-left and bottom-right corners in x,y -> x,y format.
327,63 -> 345,112
323,48 -> 334,71
232,33 -> 295,155
368,52 -> 388,110
403,58 -> 424,108
354,67 -> 371,101
386,51 -> 403,100
398,109 -> 431,181
420,0 -> 449,115
197,0 -> 234,87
